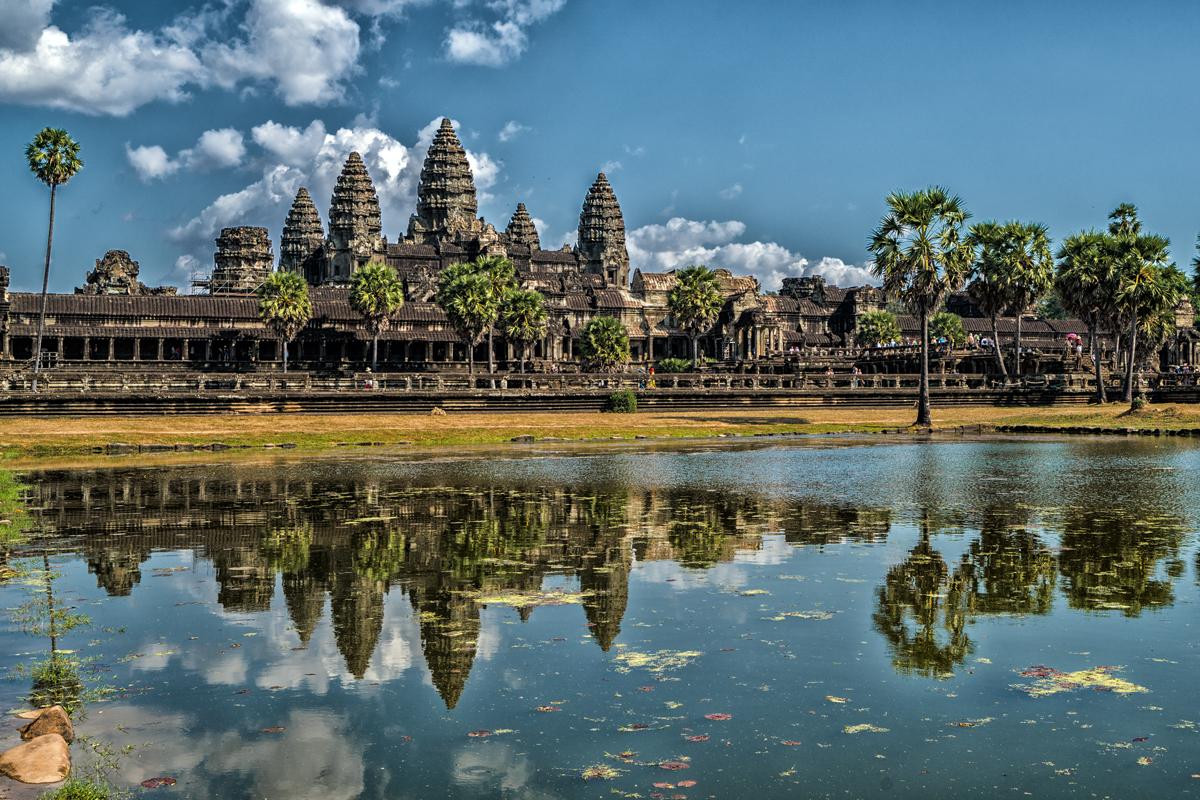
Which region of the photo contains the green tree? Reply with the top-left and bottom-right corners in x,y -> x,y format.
966,221 -> 1009,376
348,262 -> 405,372
869,187 -> 973,426
1055,230 -> 1118,403
667,265 -> 724,369
473,256 -> 518,375
969,220 -> 1054,375
854,310 -> 901,347
257,271 -> 312,373
1107,205 -> 1178,403
579,316 -> 630,372
25,128 -> 83,389
436,270 -> 497,374
929,312 -> 966,346
499,289 -> 548,373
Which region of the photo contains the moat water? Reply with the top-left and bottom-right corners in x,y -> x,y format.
3,436 -> 1200,799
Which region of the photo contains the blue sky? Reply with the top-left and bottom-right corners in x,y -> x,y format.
1,0 -> 1198,295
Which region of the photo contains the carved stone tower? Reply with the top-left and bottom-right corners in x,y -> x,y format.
506,203 -> 540,250
279,188 -> 325,285
210,227 -> 273,294
577,173 -> 630,288
407,119 -> 479,244
325,152 -> 385,284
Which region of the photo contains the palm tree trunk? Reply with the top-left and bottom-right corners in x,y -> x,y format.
467,340 -> 474,375
1014,313 -> 1023,376
372,334 -> 379,372
44,554 -> 56,662
692,335 -> 700,371
1124,313 -> 1138,404
32,183 -> 58,390
990,311 -> 1007,377
1090,323 -> 1107,403
487,329 -> 495,389
916,308 -> 932,427
281,339 -> 288,373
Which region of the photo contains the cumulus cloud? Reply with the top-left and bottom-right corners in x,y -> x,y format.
164,116 -> 499,286
126,128 -> 246,181
0,0 -> 361,115
497,120 -> 527,142
627,216 -> 876,291
601,159 -> 622,173
445,0 -> 566,66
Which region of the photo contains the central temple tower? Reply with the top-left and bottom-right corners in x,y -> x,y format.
577,173 -> 630,287
407,119 -> 479,244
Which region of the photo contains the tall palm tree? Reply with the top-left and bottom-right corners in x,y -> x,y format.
257,271 -> 312,373
500,289 -> 548,373
869,187 -> 973,427
25,128 -> 83,389
667,265 -> 724,370
997,221 -> 1054,375
1055,230 -> 1116,403
349,262 -> 405,372
436,271 -> 497,374
473,256 -> 517,376
579,316 -> 630,372
967,221 -> 1008,376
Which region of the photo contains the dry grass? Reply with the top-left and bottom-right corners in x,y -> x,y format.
2,401 -> 1198,464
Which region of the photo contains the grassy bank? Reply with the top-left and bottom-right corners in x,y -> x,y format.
2,402 -> 1199,462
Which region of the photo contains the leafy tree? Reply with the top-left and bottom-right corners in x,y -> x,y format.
436,270 -> 497,374
579,316 -> 630,372
997,222 -> 1053,374
499,289 -> 548,373
1036,289 -> 1068,320
1055,230 -> 1117,403
966,222 -> 1008,376
854,310 -> 901,347
257,271 -> 312,373
667,265 -> 723,369
348,262 -> 404,372
473,256 -> 518,375
25,128 -> 83,389
869,187 -> 973,426
1107,205 -> 1179,403
929,312 -> 967,346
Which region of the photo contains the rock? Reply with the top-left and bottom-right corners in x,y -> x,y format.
511,435 -> 536,443
106,443 -> 135,453
430,407 -> 447,416
209,443 -> 231,451
0,733 -> 70,784
278,442 -> 297,449
173,443 -> 194,452
19,706 -> 73,743
139,444 -> 172,453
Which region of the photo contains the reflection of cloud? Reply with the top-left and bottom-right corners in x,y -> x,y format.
451,740 -> 533,793
732,534 -> 793,565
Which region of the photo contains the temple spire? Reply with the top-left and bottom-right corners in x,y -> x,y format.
506,203 -> 540,250
407,119 -> 478,244
325,152 -> 384,284
577,173 -> 630,288
279,187 -> 325,285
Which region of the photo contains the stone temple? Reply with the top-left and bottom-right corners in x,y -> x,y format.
3,117 -> 1194,372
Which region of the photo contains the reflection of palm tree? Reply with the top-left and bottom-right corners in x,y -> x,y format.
872,515 -> 973,678
957,508 -> 1055,616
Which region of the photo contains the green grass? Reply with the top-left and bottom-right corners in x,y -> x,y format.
38,778 -> 113,800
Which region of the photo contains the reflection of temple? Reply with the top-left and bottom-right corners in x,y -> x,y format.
25,464 -> 888,709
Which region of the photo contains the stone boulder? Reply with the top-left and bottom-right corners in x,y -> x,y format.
0,733 -> 70,783
18,705 -> 73,743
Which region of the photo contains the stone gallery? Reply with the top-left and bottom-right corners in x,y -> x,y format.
0,119 -> 1195,374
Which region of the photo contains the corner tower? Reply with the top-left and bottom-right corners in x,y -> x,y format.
279,188 -> 325,285
577,173 -> 630,288
326,152 -> 385,284
407,119 -> 478,244
506,203 -> 540,250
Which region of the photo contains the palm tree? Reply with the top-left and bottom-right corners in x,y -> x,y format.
436,271 -> 497,374
1055,230 -> 1116,403
257,271 -> 312,373
996,222 -> 1054,375
966,221 -> 1008,377
929,312 -> 967,347
349,262 -> 405,372
854,310 -> 901,347
579,316 -> 630,372
25,128 -> 83,389
473,256 -> 517,376
869,187 -> 973,427
500,289 -> 548,373
667,265 -> 724,370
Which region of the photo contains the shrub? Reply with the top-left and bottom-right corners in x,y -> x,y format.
38,777 -> 113,800
605,389 -> 637,414
657,358 -> 692,373
1131,396 -> 1147,411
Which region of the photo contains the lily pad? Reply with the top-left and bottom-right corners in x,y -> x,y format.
704,713 -> 732,721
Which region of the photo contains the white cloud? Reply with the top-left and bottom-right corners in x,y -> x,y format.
465,149 -> 499,188
498,120 -> 527,142
126,128 -> 246,182
719,183 -> 743,200
445,0 -> 566,66
252,120 -> 329,166
126,143 -> 181,181
627,217 -> 877,291
0,0 -> 362,115
601,159 -> 622,173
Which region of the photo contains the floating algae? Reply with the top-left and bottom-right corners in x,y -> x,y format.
612,648 -> 704,674
844,724 -> 889,733
466,588 -> 594,607
1015,665 -> 1148,697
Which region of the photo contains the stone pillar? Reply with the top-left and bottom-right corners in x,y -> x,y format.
252,340 -> 260,363
204,340 -> 212,362
107,337 -> 115,362
404,342 -> 411,363
182,338 -> 190,363
156,338 -> 164,361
